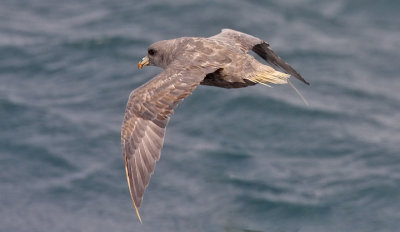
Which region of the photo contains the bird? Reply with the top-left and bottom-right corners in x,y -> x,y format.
121,29 -> 309,222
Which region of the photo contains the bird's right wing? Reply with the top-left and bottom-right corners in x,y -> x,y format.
121,62 -> 214,222
210,28 -> 309,85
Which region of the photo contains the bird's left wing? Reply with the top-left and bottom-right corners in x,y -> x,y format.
210,28 -> 309,85
121,62 -> 214,222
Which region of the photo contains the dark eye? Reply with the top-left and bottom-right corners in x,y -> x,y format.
148,49 -> 156,56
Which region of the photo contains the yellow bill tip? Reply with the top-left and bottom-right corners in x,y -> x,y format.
137,56 -> 149,69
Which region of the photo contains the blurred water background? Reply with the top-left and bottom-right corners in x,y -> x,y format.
1,0 -> 400,231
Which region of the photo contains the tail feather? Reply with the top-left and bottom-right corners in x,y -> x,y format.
288,79 -> 309,106
248,68 -> 310,106
248,69 -> 290,86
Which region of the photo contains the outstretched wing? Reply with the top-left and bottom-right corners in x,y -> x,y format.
121,63 -> 212,222
210,28 -> 309,85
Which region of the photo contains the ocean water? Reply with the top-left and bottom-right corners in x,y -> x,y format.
1,0 -> 400,231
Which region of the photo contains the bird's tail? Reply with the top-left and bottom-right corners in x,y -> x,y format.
247,67 -> 289,87
247,66 -> 310,106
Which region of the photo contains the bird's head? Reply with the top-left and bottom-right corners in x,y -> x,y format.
138,39 -> 179,69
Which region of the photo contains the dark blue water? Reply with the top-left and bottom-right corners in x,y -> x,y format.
1,0 -> 400,231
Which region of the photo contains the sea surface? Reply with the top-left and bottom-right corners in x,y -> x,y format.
1,0 -> 400,231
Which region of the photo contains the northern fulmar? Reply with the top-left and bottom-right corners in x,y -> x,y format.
121,29 -> 309,222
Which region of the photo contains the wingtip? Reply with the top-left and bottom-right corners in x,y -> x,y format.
294,73 -> 310,86
124,155 -> 143,223
127,173 -> 143,223
133,202 -> 143,224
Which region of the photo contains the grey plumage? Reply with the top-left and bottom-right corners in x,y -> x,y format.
121,29 -> 309,221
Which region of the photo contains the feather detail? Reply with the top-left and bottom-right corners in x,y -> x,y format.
247,68 -> 290,86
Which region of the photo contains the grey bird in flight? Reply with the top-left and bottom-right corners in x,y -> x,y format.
121,29 -> 309,222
